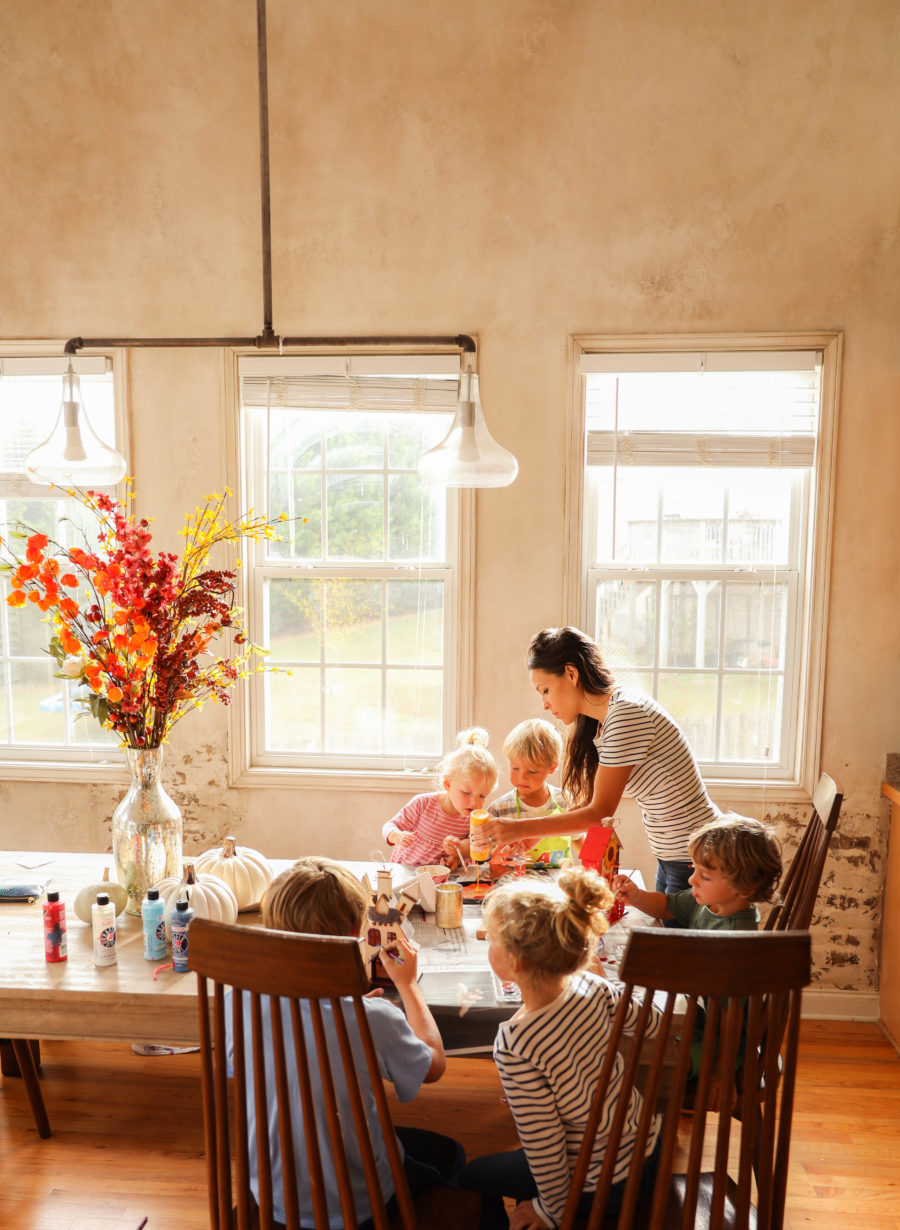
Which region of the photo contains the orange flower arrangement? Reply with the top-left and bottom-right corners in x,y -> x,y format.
1,487 -> 287,748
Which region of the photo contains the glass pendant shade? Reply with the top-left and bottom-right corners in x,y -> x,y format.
24,362 -> 127,487
417,371 -> 518,488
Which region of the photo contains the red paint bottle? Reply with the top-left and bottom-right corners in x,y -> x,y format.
43,890 -> 67,963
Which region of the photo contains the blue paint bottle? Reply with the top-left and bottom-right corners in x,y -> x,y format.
141,887 -> 167,961
171,897 -> 195,973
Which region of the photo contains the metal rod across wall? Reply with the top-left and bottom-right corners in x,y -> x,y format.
63,0 -> 476,361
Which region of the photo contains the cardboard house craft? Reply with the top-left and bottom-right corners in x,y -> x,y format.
578,825 -> 625,923
359,869 -> 418,985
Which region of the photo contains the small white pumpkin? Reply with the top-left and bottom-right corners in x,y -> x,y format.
194,835 -> 274,912
73,867 -> 129,924
152,862 -> 239,941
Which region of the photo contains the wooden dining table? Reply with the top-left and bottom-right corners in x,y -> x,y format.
0,851 -> 651,1054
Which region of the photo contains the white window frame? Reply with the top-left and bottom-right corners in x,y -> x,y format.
0,343 -> 130,783
225,349 -> 476,791
565,332 -> 842,803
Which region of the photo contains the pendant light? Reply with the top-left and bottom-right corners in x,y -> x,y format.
417,354 -> 518,488
24,360 -> 128,487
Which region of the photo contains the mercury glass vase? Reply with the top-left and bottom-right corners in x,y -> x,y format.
112,747 -> 183,915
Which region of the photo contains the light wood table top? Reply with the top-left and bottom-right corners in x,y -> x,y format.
0,851 -> 649,1051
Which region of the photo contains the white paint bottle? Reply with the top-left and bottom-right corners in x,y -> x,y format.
92,893 -> 118,966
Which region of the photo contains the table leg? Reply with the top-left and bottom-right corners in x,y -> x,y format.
8,1038 -> 51,1138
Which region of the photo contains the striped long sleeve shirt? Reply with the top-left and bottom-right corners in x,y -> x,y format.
595,685 -> 720,861
494,970 -> 662,1228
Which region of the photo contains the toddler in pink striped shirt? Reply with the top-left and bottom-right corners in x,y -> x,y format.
382,727 -> 499,865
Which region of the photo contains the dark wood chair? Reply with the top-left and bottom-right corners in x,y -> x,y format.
188,918 -> 480,1230
763,771 -> 843,932
560,928 -> 811,1230
0,1038 -> 51,1138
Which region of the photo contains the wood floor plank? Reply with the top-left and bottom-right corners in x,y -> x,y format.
1,1023 -> 898,1229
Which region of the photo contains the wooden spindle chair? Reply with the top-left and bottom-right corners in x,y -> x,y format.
763,771 -> 843,933
0,1038 -> 51,1138
560,928 -> 811,1230
188,918 -> 480,1230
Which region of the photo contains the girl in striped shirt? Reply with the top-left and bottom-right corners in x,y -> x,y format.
458,869 -> 662,1229
382,727 -> 499,865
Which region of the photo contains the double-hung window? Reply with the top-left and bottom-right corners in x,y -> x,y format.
574,337 -> 840,792
0,350 -> 125,766
237,353 -> 468,777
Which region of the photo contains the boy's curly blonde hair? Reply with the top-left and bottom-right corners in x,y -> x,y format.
502,718 -> 563,771
689,815 -> 783,904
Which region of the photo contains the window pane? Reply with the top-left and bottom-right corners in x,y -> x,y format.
327,413 -> 384,469
657,673 -> 718,760
388,414 -> 450,469
388,581 -> 444,665
325,580 -> 382,664
269,407 -> 322,470
10,659 -> 66,744
325,667 -> 382,753
326,474 -> 383,560
267,578 -> 323,663
595,579 -> 656,668
386,668 -> 442,755
389,473 -> 445,561
721,673 -> 783,762
726,471 -> 793,565
267,668 -> 321,752
723,582 -> 787,669
661,472 -> 725,564
660,579 -> 720,669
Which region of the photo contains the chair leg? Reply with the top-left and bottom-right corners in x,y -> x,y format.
1,1037 -> 41,1075
9,1038 -> 51,1138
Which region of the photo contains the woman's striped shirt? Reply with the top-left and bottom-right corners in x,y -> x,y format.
494,970 -> 662,1227
594,685 -> 720,861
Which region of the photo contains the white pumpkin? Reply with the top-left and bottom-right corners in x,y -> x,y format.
194,835 -> 274,912
152,862 -> 239,941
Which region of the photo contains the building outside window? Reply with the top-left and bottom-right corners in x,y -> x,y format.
237,353 -> 469,778
0,351 -> 124,765
573,337 -> 840,791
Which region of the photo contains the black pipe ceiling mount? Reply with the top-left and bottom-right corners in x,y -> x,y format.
64,0 -> 475,361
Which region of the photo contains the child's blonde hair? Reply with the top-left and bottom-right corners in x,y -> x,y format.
436,726 -> 498,791
482,868 -> 613,982
502,717 -> 563,770
689,815 -> 783,904
262,856 -> 368,936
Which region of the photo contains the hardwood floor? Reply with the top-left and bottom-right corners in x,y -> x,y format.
1,1021 -> 897,1230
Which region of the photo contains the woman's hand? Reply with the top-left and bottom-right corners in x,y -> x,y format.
482,816 -> 526,847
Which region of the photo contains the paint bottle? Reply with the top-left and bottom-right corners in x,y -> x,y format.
141,887 -> 167,961
171,897 -> 195,973
92,893 -> 117,966
469,809 -> 494,863
42,890 -> 67,963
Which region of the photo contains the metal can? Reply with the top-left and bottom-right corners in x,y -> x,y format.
434,882 -> 464,929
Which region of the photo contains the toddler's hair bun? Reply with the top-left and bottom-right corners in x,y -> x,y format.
458,725 -> 490,748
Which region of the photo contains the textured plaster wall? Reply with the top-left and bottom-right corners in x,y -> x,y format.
1,0 -> 899,993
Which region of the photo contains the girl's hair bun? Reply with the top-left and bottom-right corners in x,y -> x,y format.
458,726 -> 490,748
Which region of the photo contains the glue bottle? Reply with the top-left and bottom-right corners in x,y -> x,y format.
141,887 -> 167,961
92,893 -> 117,966
469,809 -> 494,863
171,897 -> 195,973
43,890 -> 67,963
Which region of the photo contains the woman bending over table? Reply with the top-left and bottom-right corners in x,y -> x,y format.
483,626 -> 720,894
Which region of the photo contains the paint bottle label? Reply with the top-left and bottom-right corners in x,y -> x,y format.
171,898 -> 195,973
141,889 -> 167,961
43,891 -> 67,962
92,894 -> 118,966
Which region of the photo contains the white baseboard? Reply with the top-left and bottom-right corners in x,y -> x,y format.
801,987 -> 879,1021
